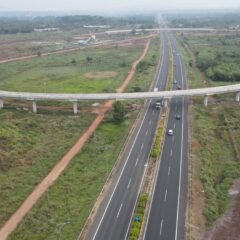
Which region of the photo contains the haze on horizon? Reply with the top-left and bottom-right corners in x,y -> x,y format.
1,0 -> 239,14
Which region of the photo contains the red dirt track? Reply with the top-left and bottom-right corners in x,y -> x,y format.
0,40 -> 150,240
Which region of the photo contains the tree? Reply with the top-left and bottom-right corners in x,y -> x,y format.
113,101 -> 125,122
71,58 -> 76,64
37,51 -> 42,57
86,56 -> 93,62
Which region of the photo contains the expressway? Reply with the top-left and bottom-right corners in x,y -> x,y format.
83,31 -> 169,240
144,33 -> 188,239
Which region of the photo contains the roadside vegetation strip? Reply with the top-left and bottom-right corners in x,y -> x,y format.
176,31 -> 240,238
0,39 -> 151,240
126,37 -> 161,93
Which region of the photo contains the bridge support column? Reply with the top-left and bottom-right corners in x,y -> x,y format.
236,92 -> 240,102
73,101 -> 78,114
0,99 -> 3,109
204,95 -> 208,107
32,101 -> 37,113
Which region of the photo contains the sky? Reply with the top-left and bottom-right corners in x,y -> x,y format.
0,0 -> 239,13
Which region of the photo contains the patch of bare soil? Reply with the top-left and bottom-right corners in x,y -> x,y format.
204,179 -> 240,240
84,71 -> 118,79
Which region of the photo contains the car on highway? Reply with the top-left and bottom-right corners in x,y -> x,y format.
176,114 -> 181,120
173,80 -> 177,84
167,129 -> 173,136
177,85 -> 182,90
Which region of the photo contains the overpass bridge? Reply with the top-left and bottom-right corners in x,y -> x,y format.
0,84 -> 240,114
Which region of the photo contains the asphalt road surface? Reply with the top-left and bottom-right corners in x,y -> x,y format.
84,31 -> 170,240
144,32 -> 188,240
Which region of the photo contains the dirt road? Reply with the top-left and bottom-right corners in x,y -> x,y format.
0,40 -> 150,240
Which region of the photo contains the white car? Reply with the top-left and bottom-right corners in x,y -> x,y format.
167,129 -> 173,136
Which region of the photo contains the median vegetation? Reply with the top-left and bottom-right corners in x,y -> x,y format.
166,36 -> 174,91
151,116 -> 166,158
129,194 -> 148,240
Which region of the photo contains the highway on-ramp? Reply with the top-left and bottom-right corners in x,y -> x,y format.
84,31 -> 170,240
144,33 -> 188,240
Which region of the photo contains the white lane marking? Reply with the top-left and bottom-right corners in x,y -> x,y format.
142,33 -> 172,240
141,143 -> 144,150
170,149 -> 173,157
135,158 -> 139,167
174,123 -> 176,129
116,204 -> 123,218
127,178 -> 132,189
149,120 -> 152,126
168,167 -> 171,176
146,129 -> 149,136
175,38 -> 186,240
153,110 -> 155,115
160,219 -> 164,236
164,189 -> 168,202
92,100 -> 151,240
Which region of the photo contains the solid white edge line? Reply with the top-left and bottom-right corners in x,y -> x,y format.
142,31 -> 170,240
174,35 -> 185,240
91,100 -> 151,240
124,31 -> 167,240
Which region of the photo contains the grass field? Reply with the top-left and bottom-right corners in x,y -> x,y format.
192,103 -> 240,226
177,32 -> 240,229
0,109 -> 94,228
8,112 -> 139,240
126,37 -> 160,92
0,44 -> 143,93
0,34 -> 160,239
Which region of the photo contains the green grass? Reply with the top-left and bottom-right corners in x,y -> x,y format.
176,32 -> 240,227
192,104 -> 240,226
0,45 -> 143,93
129,194 -> 148,240
126,37 -> 161,92
9,112 -> 139,240
0,109 -> 94,228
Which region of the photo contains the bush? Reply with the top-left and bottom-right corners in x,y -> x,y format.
113,101 -> 125,122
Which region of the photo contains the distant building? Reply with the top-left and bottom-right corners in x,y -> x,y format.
34,28 -> 59,32
83,25 -> 111,29
78,35 -> 96,45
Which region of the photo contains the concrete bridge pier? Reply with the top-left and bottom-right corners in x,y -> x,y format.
73,101 -> 78,114
204,95 -> 208,107
0,99 -> 3,109
32,101 -> 37,113
236,92 -> 240,102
